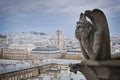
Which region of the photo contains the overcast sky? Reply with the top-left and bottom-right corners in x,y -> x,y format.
0,0 -> 120,36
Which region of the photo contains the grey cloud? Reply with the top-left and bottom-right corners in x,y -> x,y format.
0,0 -> 120,20
0,0 -> 119,15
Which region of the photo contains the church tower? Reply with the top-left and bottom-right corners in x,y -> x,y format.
56,30 -> 62,51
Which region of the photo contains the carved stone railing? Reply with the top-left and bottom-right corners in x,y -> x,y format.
69,60 -> 120,80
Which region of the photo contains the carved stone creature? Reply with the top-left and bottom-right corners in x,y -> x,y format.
75,9 -> 111,60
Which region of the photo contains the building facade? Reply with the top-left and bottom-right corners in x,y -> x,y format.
64,48 -> 84,60
2,49 -> 29,60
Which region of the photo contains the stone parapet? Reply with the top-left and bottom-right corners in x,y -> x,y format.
69,60 -> 120,80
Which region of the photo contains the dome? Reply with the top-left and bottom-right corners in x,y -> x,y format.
32,46 -> 60,51
32,46 -> 61,54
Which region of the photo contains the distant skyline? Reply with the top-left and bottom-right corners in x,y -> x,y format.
0,0 -> 120,36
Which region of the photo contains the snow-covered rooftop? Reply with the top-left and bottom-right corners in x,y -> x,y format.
0,59 -> 21,65
0,59 -> 33,74
0,59 -> 81,74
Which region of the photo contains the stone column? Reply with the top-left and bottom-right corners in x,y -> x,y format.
28,69 -> 31,77
9,73 -> 13,80
15,72 -> 18,80
38,67 -> 41,75
2,76 -> 5,80
32,68 -> 35,77
27,70 -> 30,78
7,74 -> 10,80
22,71 -> 26,79
36,68 -> 38,76
25,70 -> 28,79
34,68 -> 37,77
20,71 -> 23,79
1,76 -> 3,80
15,72 -> 19,80
18,72 -> 21,80
14,73 -> 16,80
24,70 -> 27,79
4,75 -> 7,80
30,70 -> 32,78
32,69 -> 34,77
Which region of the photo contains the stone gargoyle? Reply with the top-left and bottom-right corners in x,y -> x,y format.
75,9 -> 111,61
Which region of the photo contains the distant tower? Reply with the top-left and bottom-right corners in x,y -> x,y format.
56,30 -> 62,51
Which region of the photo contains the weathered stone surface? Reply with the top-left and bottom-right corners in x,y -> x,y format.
75,9 -> 111,60
69,61 -> 120,80
70,9 -> 120,80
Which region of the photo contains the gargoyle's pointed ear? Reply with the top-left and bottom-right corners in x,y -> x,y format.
79,13 -> 83,20
79,13 -> 86,21
82,14 -> 86,21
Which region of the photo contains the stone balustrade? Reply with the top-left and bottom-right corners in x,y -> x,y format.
0,67 -> 39,80
69,60 -> 120,80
